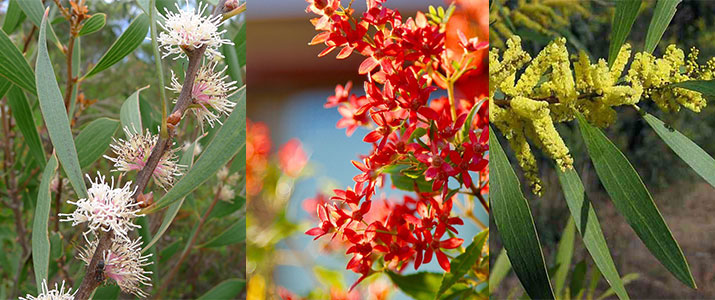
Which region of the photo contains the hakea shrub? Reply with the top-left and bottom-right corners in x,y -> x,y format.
303,0 -> 489,289
12,1 -> 244,299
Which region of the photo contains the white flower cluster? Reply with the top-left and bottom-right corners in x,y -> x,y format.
158,0 -> 232,60
79,236 -> 153,298
61,172 -> 154,297
168,63 -> 238,130
59,173 -> 142,240
105,127 -> 184,190
19,280 -> 75,300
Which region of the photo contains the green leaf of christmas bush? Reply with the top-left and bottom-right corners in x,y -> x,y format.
436,229 -> 488,298
391,173 -> 433,193
670,80 -> 715,96
142,141 -> 198,252
553,217 -> 575,296
32,154 -> 57,290
198,217 -> 246,248
609,0 -> 641,67
6,85 -> 46,167
577,114 -> 695,288
75,117 -> 119,169
84,13 -> 150,78
489,249 -> 511,294
151,86 -> 246,211
37,9 -> 88,199
120,86 -> 148,135
0,29 -> 36,94
556,167 -> 629,300
644,0 -> 681,54
489,126 -> 555,299
388,272 -> 441,300
644,113 -> 715,188
78,13 -> 106,36
197,278 -> 246,300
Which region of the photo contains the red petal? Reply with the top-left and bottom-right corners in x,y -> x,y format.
318,45 -> 337,57
436,251 -> 451,272
336,46 -> 354,59
439,238 -> 464,249
358,56 -> 379,74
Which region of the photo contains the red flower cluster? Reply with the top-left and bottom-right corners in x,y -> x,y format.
304,0 -> 489,289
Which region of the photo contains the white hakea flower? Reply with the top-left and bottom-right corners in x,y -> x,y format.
168,62 -> 237,131
80,236 -> 153,298
157,0 -> 232,60
104,127 -> 184,190
59,173 -> 142,241
19,280 -> 75,300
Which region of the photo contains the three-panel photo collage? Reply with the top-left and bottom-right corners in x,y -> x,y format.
1,0 -> 714,299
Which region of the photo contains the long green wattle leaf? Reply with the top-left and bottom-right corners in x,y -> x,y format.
644,0 -> 681,54
197,278 -> 246,300
608,0 -> 642,67
490,126 -> 555,299
644,113 -> 715,188
36,9 -> 87,199
553,217 -> 575,297
32,155 -> 57,290
556,167 -> 629,300
577,114 -> 695,288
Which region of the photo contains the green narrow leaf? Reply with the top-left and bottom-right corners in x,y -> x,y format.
0,29 -> 36,94
577,114 -> 695,288
436,229 -> 488,297
142,140 -> 199,252
597,273 -> 640,300
644,113 -> 715,188
150,87 -> 246,211
7,85 -> 46,167
556,167 -> 629,300
36,9 -> 88,199
16,0 -> 61,47
587,268 -> 602,300
198,217 -> 246,248
489,127 -> 555,299
234,21 -> 247,68
92,286 -> 120,300
608,0 -> 642,67
2,0 -> 26,34
75,117 -> 119,169
670,80 -> 715,96
120,86 -> 148,135
391,173 -> 433,193
489,249 -> 511,294
207,195 -> 245,220
553,217 -> 575,296
644,0 -> 680,54
32,154 -> 57,290
569,261 -> 588,299
84,13 -> 150,78
78,13 -> 106,36
197,278 -> 246,300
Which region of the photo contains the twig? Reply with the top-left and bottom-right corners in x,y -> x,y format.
22,26 -> 38,53
73,2 -> 229,299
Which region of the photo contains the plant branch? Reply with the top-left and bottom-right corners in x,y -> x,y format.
73,2 -> 229,299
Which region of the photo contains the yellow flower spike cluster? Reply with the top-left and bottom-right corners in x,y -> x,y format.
490,0 -> 590,49
627,45 -> 709,113
490,36 -> 712,195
